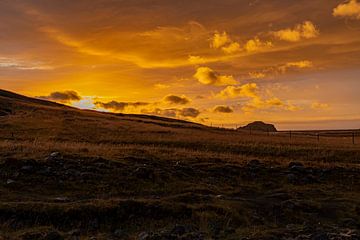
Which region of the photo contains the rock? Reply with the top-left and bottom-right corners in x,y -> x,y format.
311,232 -> 329,240
44,231 -> 63,240
289,162 -> 306,172
287,173 -> 297,183
248,159 -> 261,167
67,229 -> 81,236
88,218 -> 99,230
302,175 -> 319,184
38,167 -> 52,176
288,162 -> 304,168
170,225 -> 186,236
80,172 -> 94,180
138,232 -> 149,240
47,152 -> 63,161
113,229 -> 128,238
133,166 -> 154,180
239,121 -> 277,132
6,179 -> 15,185
21,165 -> 34,173
53,197 -> 70,202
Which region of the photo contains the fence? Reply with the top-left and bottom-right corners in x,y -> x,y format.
251,129 -> 360,145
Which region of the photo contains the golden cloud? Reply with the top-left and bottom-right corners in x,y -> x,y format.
211,32 -> 231,49
94,101 -> 149,111
248,72 -> 267,79
194,67 -> 238,86
244,37 -> 273,52
217,84 -> 299,113
213,105 -> 234,113
333,0 -> 360,19
278,60 -> 313,73
37,90 -> 82,103
218,83 -> 258,99
221,42 -> 241,54
311,101 -> 330,110
242,97 -> 300,113
142,107 -> 200,118
249,60 -> 314,79
163,95 -> 190,105
188,55 -> 207,64
272,21 -> 319,42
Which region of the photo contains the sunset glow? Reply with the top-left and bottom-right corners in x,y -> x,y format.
1,0 -> 360,130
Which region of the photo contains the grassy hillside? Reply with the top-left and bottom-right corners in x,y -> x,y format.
0,89 -> 359,239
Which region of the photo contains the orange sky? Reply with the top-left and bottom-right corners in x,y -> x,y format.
1,0 -> 360,130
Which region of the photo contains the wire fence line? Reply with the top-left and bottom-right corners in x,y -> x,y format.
241,129 -> 360,145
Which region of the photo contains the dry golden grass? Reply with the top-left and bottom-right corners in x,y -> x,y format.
1,91 -> 360,239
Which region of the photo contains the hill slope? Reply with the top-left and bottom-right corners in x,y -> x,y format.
0,89 -> 360,239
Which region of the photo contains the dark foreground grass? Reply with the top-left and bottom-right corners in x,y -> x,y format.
0,91 -> 360,239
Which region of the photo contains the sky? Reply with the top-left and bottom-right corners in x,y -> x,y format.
1,0 -> 360,130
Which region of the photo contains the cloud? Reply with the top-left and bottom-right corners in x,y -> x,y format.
311,101 -> 330,110
154,83 -> 170,89
142,107 -> 200,118
222,42 -> 241,54
180,108 -> 201,118
249,60 -> 314,79
333,0 -> 360,19
211,32 -> 230,49
94,101 -> 149,111
272,21 -> 319,42
163,95 -> 190,105
278,60 -> 313,73
218,83 -> 258,99
249,72 -> 266,79
211,32 -> 272,54
0,57 -> 53,70
244,37 -> 273,52
194,67 -> 238,86
241,97 -> 300,113
213,105 -> 234,113
38,90 -> 82,103
188,55 -> 207,64
217,84 -> 299,113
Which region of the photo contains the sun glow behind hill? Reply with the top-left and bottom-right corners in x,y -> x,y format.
0,0 -> 360,130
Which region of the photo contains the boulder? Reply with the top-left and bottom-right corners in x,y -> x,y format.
238,121 -> 277,132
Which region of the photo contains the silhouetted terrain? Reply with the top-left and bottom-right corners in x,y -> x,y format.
0,89 -> 360,240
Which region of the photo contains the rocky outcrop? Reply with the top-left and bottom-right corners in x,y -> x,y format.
239,121 -> 277,132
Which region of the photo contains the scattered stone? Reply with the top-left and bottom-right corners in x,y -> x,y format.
38,167 -> 52,176
170,224 -> 186,236
67,229 -> 81,236
133,166 -> 154,180
88,218 -> 99,230
47,152 -> 63,161
311,232 -> 329,240
289,162 -> 306,172
6,179 -> 15,185
53,197 -> 70,202
247,159 -> 261,167
138,232 -> 149,240
44,231 -> 64,240
21,165 -> 34,173
289,161 -> 304,168
287,173 -> 297,183
113,229 -> 128,238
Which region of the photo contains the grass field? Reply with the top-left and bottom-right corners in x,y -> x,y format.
0,89 -> 359,240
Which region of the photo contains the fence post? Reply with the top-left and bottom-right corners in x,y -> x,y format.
353,132 -> 355,145
289,131 -> 292,140
317,133 -> 320,142
250,127 -> 252,135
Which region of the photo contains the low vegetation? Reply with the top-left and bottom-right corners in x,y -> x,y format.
0,90 -> 359,239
